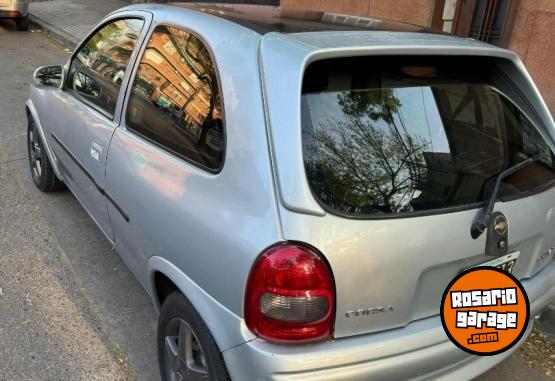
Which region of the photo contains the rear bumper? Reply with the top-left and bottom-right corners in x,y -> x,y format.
0,1 -> 28,18
223,259 -> 555,381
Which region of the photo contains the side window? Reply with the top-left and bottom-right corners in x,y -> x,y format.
126,26 -> 224,171
67,18 -> 145,117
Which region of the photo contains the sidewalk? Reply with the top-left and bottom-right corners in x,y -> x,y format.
29,0 -> 128,47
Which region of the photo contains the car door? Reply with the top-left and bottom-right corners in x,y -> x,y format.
48,14 -> 150,242
104,25 -> 226,285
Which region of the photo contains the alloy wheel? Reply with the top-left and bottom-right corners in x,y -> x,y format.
163,318 -> 209,381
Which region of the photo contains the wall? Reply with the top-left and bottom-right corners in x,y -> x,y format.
508,0 -> 554,114
281,0 -> 435,27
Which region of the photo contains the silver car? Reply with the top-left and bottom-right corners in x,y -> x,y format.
26,3 -> 555,380
0,0 -> 28,30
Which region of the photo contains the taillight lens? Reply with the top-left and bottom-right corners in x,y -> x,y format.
245,242 -> 335,343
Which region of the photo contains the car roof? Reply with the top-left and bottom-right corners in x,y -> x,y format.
167,2 -> 438,35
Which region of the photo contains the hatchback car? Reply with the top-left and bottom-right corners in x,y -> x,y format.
26,3 -> 555,380
0,0 -> 28,31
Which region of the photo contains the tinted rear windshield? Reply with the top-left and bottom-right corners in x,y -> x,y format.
301,56 -> 555,218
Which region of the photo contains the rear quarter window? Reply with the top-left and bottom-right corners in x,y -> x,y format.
126,25 -> 224,171
301,56 -> 555,218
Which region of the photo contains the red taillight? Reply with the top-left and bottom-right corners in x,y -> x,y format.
245,242 -> 335,343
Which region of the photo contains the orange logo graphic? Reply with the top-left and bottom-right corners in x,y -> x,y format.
441,267 -> 530,355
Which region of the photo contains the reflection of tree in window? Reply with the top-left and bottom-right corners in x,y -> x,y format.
303,57 -> 555,218
306,89 -> 429,214
74,72 -> 101,98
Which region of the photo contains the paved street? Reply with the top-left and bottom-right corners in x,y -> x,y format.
0,16 -> 160,381
0,1 -> 552,380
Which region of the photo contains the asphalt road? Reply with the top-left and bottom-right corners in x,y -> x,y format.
0,19 -> 552,381
0,20 -> 160,381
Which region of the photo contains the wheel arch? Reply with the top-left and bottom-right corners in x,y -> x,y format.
147,256 -> 256,352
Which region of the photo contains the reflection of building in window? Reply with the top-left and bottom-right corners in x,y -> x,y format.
133,28 -> 220,141
80,20 -> 140,85
126,25 -> 224,170
70,18 -> 144,115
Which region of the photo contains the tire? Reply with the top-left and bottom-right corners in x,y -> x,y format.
16,15 -> 29,31
27,119 -> 65,192
158,292 -> 231,381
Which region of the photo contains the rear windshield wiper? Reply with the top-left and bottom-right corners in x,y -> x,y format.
471,154 -> 544,239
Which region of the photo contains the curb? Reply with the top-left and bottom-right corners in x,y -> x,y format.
29,14 -> 78,48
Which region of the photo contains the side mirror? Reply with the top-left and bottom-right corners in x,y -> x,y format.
33,65 -> 64,88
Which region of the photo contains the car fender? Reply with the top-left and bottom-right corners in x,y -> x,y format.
147,256 -> 256,351
25,98 -> 63,180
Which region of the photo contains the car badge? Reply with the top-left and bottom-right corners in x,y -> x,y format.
485,212 -> 509,256
494,215 -> 508,235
